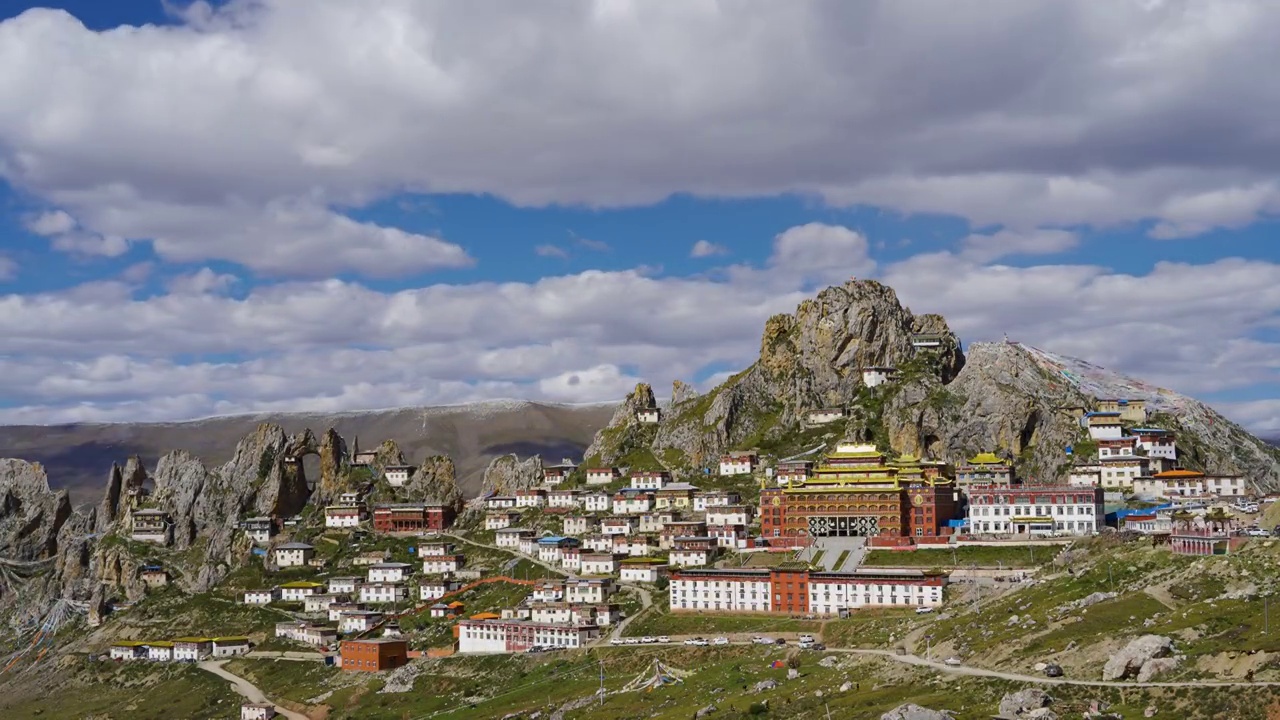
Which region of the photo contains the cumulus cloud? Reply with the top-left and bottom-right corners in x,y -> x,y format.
2,0 -> 1280,263
165,268 -> 239,295
24,210 -> 75,236
691,240 -> 729,258
960,229 -> 1079,263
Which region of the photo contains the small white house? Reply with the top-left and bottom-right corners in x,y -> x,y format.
582,534 -> 613,553
328,602 -> 362,623
494,528 -> 534,548
560,548 -> 582,572
243,588 -> 278,605
324,505 -> 364,528
638,512 -> 674,533
706,505 -> 752,527
612,491 -> 653,515
629,472 -> 669,491
636,408 -> 661,424
548,490 -> 582,509
718,453 -> 757,476
304,593 -> 343,614
600,516 -> 637,536
580,553 -> 619,576
109,643 -> 147,661
241,702 -> 278,720
280,582 -> 326,602
485,512 -> 521,530
147,643 -> 174,662
328,576 -> 361,595
565,578 -> 614,604
861,367 -> 897,387
486,496 -> 518,510
272,542 -> 314,568
417,542 -> 455,557
212,638 -> 251,657
562,516 -> 596,536
384,465 -> 415,487
367,562 -> 413,584
585,467 -> 620,485
340,611 -> 384,633
584,493 -> 611,513
515,489 -> 547,509
670,548 -> 711,567
241,517 -> 274,544
620,563 -> 664,584
422,555 -> 464,575
360,583 -> 409,605
419,579 -> 458,601
172,639 -> 213,662
693,491 -> 740,512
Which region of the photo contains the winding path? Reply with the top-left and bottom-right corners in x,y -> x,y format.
198,659 -> 311,720
605,583 -> 654,642
443,533 -> 569,578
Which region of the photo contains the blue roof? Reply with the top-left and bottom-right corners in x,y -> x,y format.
945,519 -> 968,528
1085,411 -> 1122,418
1130,428 -> 1172,433
537,536 -> 574,545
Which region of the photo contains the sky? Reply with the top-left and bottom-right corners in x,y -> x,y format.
1,0 -> 1280,432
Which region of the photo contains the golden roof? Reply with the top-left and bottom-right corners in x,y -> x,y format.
967,452 -> 1004,465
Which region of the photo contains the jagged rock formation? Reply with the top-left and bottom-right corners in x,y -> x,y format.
402,455 -> 464,510
480,454 -> 543,496
1103,635 -> 1177,681
880,704 -> 955,720
0,459 -> 94,627
584,278 -> 1280,488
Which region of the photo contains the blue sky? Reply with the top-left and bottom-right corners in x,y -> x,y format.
2,1 -> 1280,431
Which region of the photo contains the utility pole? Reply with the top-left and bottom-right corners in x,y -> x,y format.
599,658 -> 605,706
1266,595 -> 1270,635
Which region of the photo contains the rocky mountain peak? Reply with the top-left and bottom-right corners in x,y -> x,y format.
480,454 -> 544,496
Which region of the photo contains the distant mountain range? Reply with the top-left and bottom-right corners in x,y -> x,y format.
0,401 -> 614,505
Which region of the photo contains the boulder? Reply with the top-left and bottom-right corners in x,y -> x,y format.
999,688 -> 1054,717
1136,656 -> 1180,682
787,668 -> 800,680
880,703 -> 956,720
839,682 -> 853,693
1103,636 -> 1176,681
819,655 -> 839,668
695,704 -> 717,718
753,680 -> 778,693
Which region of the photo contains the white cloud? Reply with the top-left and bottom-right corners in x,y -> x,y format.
690,240 -> 728,258
2,0 -> 1280,263
960,229 -> 1079,263
535,244 -> 569,259
574,236 -> 609,252
165,268 -> 239,295
24,209 -> 75,236
0,255 -> 15,281
764,223 -> 875,287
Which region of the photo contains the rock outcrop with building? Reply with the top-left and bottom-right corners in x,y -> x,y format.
583,278 -> 1280,489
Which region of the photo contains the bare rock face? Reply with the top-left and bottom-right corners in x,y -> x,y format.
403,455 -> 465,511
480,454 -> 543,496
0,459 -> 93,626
1103,635 -> 1176,681
670,380 -> 699,408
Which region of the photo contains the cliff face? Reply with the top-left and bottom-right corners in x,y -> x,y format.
583,279 -> 1280,489
0,459 -> 94,627
480,454 -> 544,496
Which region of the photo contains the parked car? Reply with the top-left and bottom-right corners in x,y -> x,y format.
812,642 -> 826,651
944,657 -> 961,666
1044,663 -> 1064,678
915,607 -> 935,614
641,636 -> 656,644
624,637 -> 640,645
798,634 -> 815,643
775,638 -> 787,645
684,637 -> 705,646
751,636 -> 772,645
712,637 -> 730,646
690,638 -> 709,646
610,638 -> 623,646
798,640 -> 814,649
657,636 -> 670,643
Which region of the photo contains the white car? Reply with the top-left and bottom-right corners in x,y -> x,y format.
625,637 -> 640,645
684,637 -> 705,646
753,637 -> 774,645
798,640 -> 814,649
657,636 -> 670,643
798,634 -> 815,644
945,657 -> 962,667
712,637 -> 730,646
610,638 -> 623,646
690,638 -> 709,646
641,636 -> 656,644
915,607 -> 935,614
